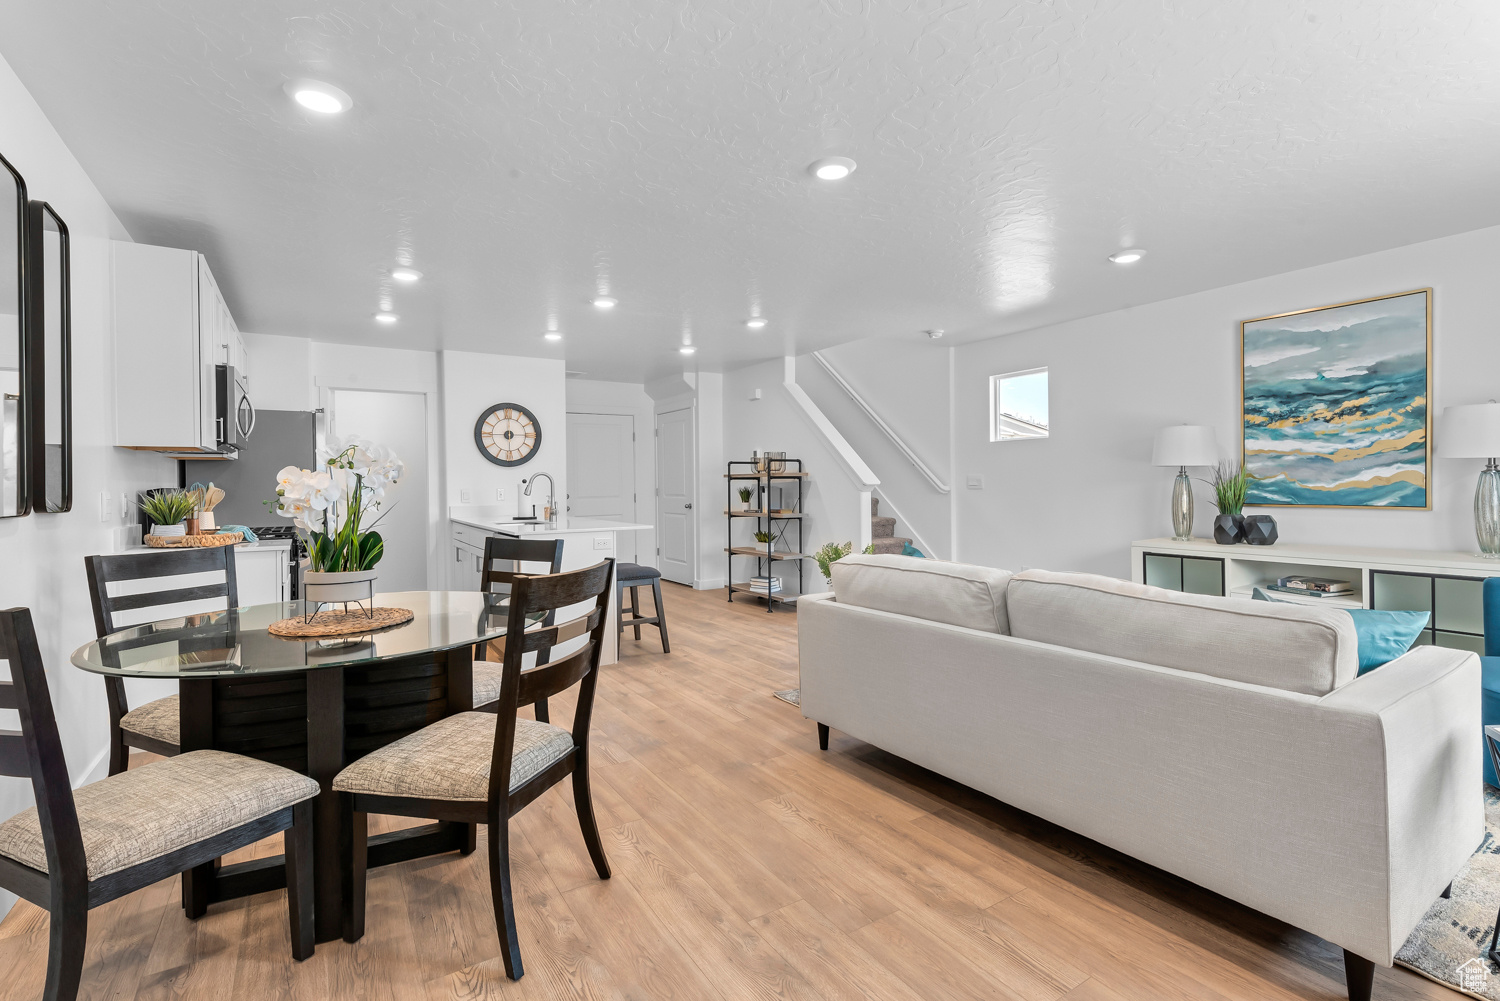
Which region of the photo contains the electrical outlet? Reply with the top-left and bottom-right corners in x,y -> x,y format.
100,491 -> 110,523
967,475 -> 984,490
119,493 -> 131,519
495,487 -> 507,501
460,488 -> 472,503
593,536 -> 610,551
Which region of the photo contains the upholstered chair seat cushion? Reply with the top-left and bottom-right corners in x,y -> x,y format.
473,661 -> 504,707
333,713 -> 575,802
119,694 -> 180,745
0,750 -> 319,879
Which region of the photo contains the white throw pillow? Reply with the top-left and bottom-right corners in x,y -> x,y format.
831,554 -> 1014,634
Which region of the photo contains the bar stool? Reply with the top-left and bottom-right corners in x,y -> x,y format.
616,563 -> 670,653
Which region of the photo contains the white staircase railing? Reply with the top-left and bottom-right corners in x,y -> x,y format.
782,356 -> 878,551
810,351 -> 950,493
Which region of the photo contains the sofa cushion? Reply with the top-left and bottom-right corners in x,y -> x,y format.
1006,569 -> 1358,696
831,554 -> 1013,634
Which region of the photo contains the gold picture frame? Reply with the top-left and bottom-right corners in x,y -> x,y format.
1240,288 -> 1432,510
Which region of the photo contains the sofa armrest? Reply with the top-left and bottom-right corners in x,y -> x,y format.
1319,645 -> 1485,958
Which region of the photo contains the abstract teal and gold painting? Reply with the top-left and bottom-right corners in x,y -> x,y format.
1241,289 -> 1431,509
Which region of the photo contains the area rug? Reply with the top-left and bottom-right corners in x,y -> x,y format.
1394,790 -> 1500,997
773,689 -> 800,707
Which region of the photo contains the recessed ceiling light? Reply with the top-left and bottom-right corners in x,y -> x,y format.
679,346 -> 696,355
374,312 -> 398,324
544,332 -> 562,341
591,296 -> 618,309
745,317 -> 768,329
391,267 -> 422,283
285,79 -> 353,115
808,157 -> 857,180
1108,248 -> 1146,264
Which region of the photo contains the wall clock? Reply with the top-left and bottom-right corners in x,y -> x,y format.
474,403 -> 541,466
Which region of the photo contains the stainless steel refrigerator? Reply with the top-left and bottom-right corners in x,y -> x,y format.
181,409 -> 316,528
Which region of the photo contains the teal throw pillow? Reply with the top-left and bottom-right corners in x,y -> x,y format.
1345,609 -> 1430,675
1250,588 -> 1429,674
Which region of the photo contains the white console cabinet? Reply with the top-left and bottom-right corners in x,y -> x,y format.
112,242 -> 244,453
1132,537 -> 1500,654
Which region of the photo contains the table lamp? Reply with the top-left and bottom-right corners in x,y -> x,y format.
1152,425 -> 1219,541
1438,402 -> 1500,557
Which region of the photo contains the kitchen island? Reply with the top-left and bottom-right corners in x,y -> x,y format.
449,509 -> 652,664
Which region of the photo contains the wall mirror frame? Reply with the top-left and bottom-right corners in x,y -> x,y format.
0,152 -> 30,519
27,200 -> 70,513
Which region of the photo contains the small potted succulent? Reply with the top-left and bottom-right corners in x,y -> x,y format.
737,486 -> 753,512
140,489 -> 196,538
1204,461 -> 1247,545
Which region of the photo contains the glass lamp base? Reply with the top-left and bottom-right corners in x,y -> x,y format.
1170,469 -> 1194,542
1477,466 -> 1500,558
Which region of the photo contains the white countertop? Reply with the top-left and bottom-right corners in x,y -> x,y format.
452,513 -> 651,537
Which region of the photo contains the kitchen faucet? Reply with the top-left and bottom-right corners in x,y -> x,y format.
523,472 -> 557,524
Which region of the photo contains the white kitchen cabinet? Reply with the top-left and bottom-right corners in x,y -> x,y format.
453,540 -> 485,591
112,241 -> 240,453
235,545 -> 291,606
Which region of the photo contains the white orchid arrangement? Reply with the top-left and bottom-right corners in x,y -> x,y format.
274,437 -> 405,573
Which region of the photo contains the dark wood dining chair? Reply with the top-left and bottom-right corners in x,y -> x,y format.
474,535 -> 564,720
0,606 -> 319,1001
84,547 -> 239,775
334,559 -> 614,980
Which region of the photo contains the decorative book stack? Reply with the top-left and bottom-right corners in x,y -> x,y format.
747,575 -> 782,595
1264,575 -> 1354,599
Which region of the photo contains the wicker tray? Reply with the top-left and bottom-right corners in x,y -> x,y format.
144,532 -> 244,549
267,606 -> 415,638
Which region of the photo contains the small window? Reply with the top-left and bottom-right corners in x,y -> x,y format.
990,368 -> 1049,441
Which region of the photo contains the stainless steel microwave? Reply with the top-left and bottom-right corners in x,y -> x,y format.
214,364 -> 255,452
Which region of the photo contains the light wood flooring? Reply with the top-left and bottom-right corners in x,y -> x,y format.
0,583 -> 1454,1000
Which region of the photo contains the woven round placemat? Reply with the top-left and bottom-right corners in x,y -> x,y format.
267,606 -> 415,638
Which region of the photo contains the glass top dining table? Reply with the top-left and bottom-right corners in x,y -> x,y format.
70,590 -> 522,678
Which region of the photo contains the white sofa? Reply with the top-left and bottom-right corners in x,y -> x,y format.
798,555 -> 1483,1001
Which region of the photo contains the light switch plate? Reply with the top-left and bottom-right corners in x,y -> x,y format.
460,488 -> 472,503
593,536 -> 610,550
495,487 -> 507,501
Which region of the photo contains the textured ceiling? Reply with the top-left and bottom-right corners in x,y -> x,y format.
3,1 -> 1499,381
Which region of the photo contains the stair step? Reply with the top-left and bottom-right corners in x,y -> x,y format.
871,516 -> 897,537
870,537 -> 910,555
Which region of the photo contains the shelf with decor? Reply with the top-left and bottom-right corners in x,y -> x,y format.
1131,537 -> 1500,653
726,459 -> 807,612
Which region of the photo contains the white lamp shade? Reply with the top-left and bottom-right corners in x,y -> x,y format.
1439,403 -> 1500,459
1152,425 -> 1219,467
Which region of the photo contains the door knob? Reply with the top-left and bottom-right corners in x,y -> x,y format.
684,502 -> 693,509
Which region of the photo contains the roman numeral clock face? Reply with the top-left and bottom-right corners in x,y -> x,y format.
474,403 -> 541,466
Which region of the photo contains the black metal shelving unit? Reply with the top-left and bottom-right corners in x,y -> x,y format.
725,459 -> 806,612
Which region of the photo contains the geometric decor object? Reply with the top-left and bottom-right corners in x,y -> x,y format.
1242,514 -> 1279,546
1242,289 -> 1431,509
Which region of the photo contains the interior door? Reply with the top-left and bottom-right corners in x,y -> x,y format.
656,406 -> 694,585
327,388 -> 430,591
566,412 -> 636,563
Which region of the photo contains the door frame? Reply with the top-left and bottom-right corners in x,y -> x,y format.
565,409 -> 638,564
321,385 -> 435,589
655,402 -> 697,586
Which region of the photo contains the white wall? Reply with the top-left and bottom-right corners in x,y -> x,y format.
440,350 -> 567,559
565,377 -> 655,567
954,224 -> 1500,578
0,54 -> 176,916
720,359 -> 869,596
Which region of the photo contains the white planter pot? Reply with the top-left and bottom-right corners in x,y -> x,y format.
150,523 -> 186,537
302,566 -> 379,605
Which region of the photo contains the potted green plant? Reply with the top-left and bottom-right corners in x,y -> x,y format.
737,486 -> 753,512
812,541 -> 875,582
140,489 -> 196,538
1204,461 -> 1247,545
274,437 -> 405,604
